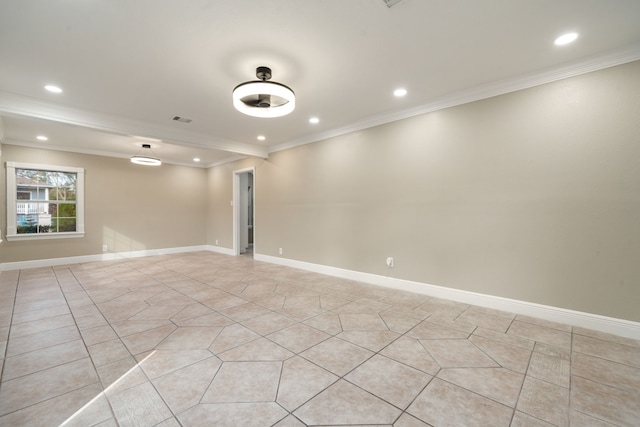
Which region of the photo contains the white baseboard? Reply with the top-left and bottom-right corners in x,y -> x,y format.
3,247 -> 637,340
254,253 -> 640,340
0,245 -> 212,271
205,245 -> 235,256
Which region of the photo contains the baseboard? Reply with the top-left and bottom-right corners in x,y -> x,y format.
0,245 -> 212,271
205,245 -> 235,256
254,253 -> 640,340
3,248 -> 637,340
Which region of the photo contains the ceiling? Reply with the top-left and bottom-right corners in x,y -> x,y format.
1,0 -> 640,167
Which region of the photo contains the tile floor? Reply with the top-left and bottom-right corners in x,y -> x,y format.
0,251 -> 638,426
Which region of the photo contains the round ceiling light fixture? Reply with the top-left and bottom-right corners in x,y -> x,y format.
131,144 -> 161,166
233,66 -> 295,118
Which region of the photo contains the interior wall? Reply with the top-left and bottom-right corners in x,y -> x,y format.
1,145 -> 208,264
2,61 -> 638,322
206,157 -> 261,250
239,172 -> 249,253
0,140 -> 4,244
210,60 -> 640,322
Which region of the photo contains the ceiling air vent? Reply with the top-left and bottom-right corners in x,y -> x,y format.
172,116 -> 192,123
383,0 -> 404,8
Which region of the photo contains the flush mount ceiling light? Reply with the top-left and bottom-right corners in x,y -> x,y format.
233,66 -> 295,118
131,144 -> 161,166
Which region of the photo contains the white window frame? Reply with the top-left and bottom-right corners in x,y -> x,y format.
6,161 -> 85,241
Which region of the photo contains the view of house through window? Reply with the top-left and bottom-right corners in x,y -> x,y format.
16,168 -> 78,234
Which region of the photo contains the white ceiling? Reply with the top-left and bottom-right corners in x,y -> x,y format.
1,0 -> 640,167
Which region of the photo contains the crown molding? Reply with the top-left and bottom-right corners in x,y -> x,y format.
269,43 -> 640,155
208,154 -> 249,168
3,43 -> 639,163
3,139 -> 235,168
0,91 -> 268,159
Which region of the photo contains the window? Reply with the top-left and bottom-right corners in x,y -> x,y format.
6,162 -> 85,241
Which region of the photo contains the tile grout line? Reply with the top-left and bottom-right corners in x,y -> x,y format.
569,326 -> 575,425
56,265 -> 121,426
6,253 -> 637,426
338,313 -> 440,424
0,267 -> 110,423
130,259 -> 308,424
75,259 -> 195,425
0,270 -> 20,385
509,329 -> 535,426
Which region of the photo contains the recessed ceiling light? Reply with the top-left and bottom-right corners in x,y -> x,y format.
36,135 -> 48,141
394,88 -> 407,97
554,32 -> 578,46
309,117 -> 320,124
44,85 -> 62,93
257,135 -> 266,141
193,157 -> 201,162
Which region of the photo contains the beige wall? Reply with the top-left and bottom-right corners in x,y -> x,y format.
210,60 -> 640,322
1,146 -> 208,263
2,61 -> 638,322
206,158 -> 261,249
0,142 -> 4,247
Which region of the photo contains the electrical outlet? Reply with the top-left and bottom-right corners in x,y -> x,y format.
278,248 -> 283,255
386,257 -> 394,267
215,239 -> 219,245
102,245 -> 108,252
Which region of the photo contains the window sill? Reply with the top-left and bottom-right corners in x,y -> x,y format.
6,232 -> 85,241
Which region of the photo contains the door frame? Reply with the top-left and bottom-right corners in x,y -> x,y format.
232,167 -> 255,256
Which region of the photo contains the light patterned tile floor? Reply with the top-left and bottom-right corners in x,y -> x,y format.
0,252 -> 639,426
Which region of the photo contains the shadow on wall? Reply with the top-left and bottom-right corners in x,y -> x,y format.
103,226 -> 146,254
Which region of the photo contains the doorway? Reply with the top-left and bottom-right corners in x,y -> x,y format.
233,167 -> 255,256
